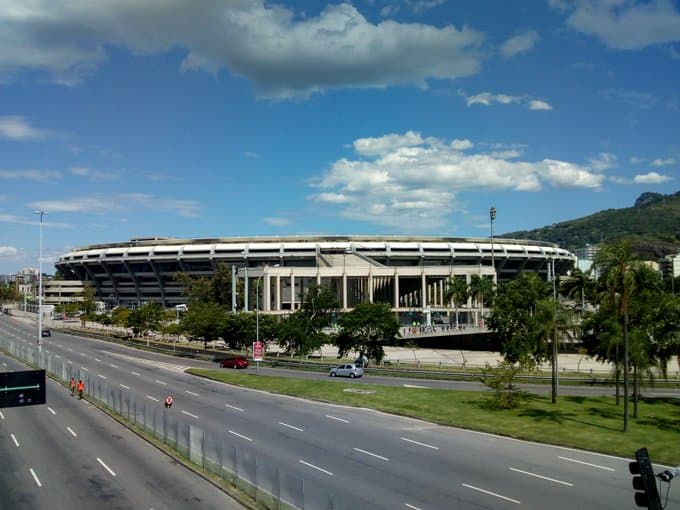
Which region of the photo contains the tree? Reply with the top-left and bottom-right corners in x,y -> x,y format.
110,306 -> 131,336
444,277 -> 469,327
180,301 -> 225,349
334,302 -> 400,363
175,262 -> 239,307
592,240 -> 638,432
277,285 -> 339,356
560,267 -> 593,317
126,302 -> 164,337
469,274 -> 494,325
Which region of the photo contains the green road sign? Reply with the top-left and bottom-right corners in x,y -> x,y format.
0,369 -> 46,408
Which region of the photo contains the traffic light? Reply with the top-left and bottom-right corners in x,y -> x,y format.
629,448 -> 662,509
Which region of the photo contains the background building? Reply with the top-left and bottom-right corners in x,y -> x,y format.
55,235 -> 575,324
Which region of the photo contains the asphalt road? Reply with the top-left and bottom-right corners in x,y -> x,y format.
2,315 -> 678,510
0,352 -> 243,510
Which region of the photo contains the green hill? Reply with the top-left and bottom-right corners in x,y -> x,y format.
503,191 -> 680,258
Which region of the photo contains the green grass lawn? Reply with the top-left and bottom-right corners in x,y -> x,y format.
188,368 -> 680,465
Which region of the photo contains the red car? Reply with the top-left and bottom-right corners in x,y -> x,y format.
219,356 -> 249,369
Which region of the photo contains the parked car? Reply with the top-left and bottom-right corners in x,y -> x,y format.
219,356 -> 249,369
329,363 -> 363,378
41,329 -> 51,337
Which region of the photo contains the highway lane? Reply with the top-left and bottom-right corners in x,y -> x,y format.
0,352 -> 243,510
3,315 -> 678,510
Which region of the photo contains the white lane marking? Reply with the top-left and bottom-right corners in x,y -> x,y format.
132,371 -> 140,376
326,414 -> 349,423
1,362 -> 5,367
81,367 -> 89,372
225,404 -> 244,412
47,407 -> 56,415
97,374 -> 107,380
181,410 -> 200,419
145,395 -> 159,402
279,422 -> 304,432
67,427 -> 78,437
402,384 -> 431,389
558,456 -> 615,471
510,467 -> 573,486
55,355 -> 61,359
405,504 -> 422,510
29,468 -> 42,487
67,360 -> 72,364
299,459 -> 334,476
97,457 -> 117,476
353,447 -> 389,461
185,390 -> 199,397
95,358 -> 102,363
120,384 -> 131,390
11,434 -> 19,447
110,364 -> 119,368
0,411 -> 4,420
79,352 -> 86,356
462,483 -> 520,504
155,379 -> 167,386
67,348 -> 73,351
401,437 -> 439,450
228,430 -> 253,442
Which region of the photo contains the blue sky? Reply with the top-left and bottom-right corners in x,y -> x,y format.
1,0 -> 679,274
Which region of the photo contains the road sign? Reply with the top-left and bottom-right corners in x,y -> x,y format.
253,341 -> 264,361
0,369 -> 46,408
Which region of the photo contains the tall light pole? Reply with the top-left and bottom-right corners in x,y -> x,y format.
489,206 -> 496,278
34,210 -> 47,353
255,264 -> 279,344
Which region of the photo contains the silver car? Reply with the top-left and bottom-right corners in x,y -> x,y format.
329,363 -> 364,378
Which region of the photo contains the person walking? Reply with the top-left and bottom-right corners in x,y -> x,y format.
70,377 -> 76,396
164,395 -> 173,409
77,379 -> 84,399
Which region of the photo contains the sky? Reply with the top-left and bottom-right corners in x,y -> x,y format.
0,0 -> 679,274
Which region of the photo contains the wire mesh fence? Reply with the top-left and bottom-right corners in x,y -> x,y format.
0,334 -> 354,510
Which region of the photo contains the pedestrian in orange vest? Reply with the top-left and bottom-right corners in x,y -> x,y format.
77,379 -> 84,399
164,395 -> 173,409
70,377 -> 76,396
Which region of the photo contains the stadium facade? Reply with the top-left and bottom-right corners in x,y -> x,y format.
55,235 -> 575,324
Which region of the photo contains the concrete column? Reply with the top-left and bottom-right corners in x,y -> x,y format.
275,275 -> 281,311
368,270 -> 374,303
290,272 -> 296,311
342,273 -> 348,310
393,271 -> 399,308
244,267 -> 249,311
264,274 -> 271,312
421,272 -> 427,309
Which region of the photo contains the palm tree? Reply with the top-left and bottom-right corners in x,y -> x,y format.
444,277 -> 469,328
593,240 -> 638,432
560,267 -> 591,316
469,274 -> 494,326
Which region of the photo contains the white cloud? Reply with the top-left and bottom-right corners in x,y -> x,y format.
0,169 -> 60,181
309,132 -> 604,230
630,156 -> 644,164
634,171 -> 672,183
588,152 -> 617,171
459,90 -> 552,111
0,246 -> 18,257
451,139 -> 473,151
405,0 -> 446,15
500,30 -> 539,58
528,99 -> 553,110
0,1 -> 485,98
553,0 -> 680,50
0,116 -> 50,141
264,216 -> 290,226
600,88 -> 660,109
244,151 -> 259,159
29,193 -> 201,218
651,157 -> 676,166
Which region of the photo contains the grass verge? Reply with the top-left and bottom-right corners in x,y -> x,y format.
189,368 -> 680,465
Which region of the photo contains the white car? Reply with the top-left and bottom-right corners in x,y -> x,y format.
329,363 -> 364,378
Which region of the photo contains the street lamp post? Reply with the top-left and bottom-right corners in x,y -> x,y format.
489,206 -> 496,279
255,264 -> 278,374
34,210 -> 47,353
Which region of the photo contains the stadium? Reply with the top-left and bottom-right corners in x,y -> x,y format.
55,235 -> 575,324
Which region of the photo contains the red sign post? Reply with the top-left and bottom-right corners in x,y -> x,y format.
253,341 -> 263,361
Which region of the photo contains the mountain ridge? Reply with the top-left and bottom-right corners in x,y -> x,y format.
502,190 -> 680,259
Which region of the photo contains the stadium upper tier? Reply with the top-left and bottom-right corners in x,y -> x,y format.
55,235 -> 575,311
